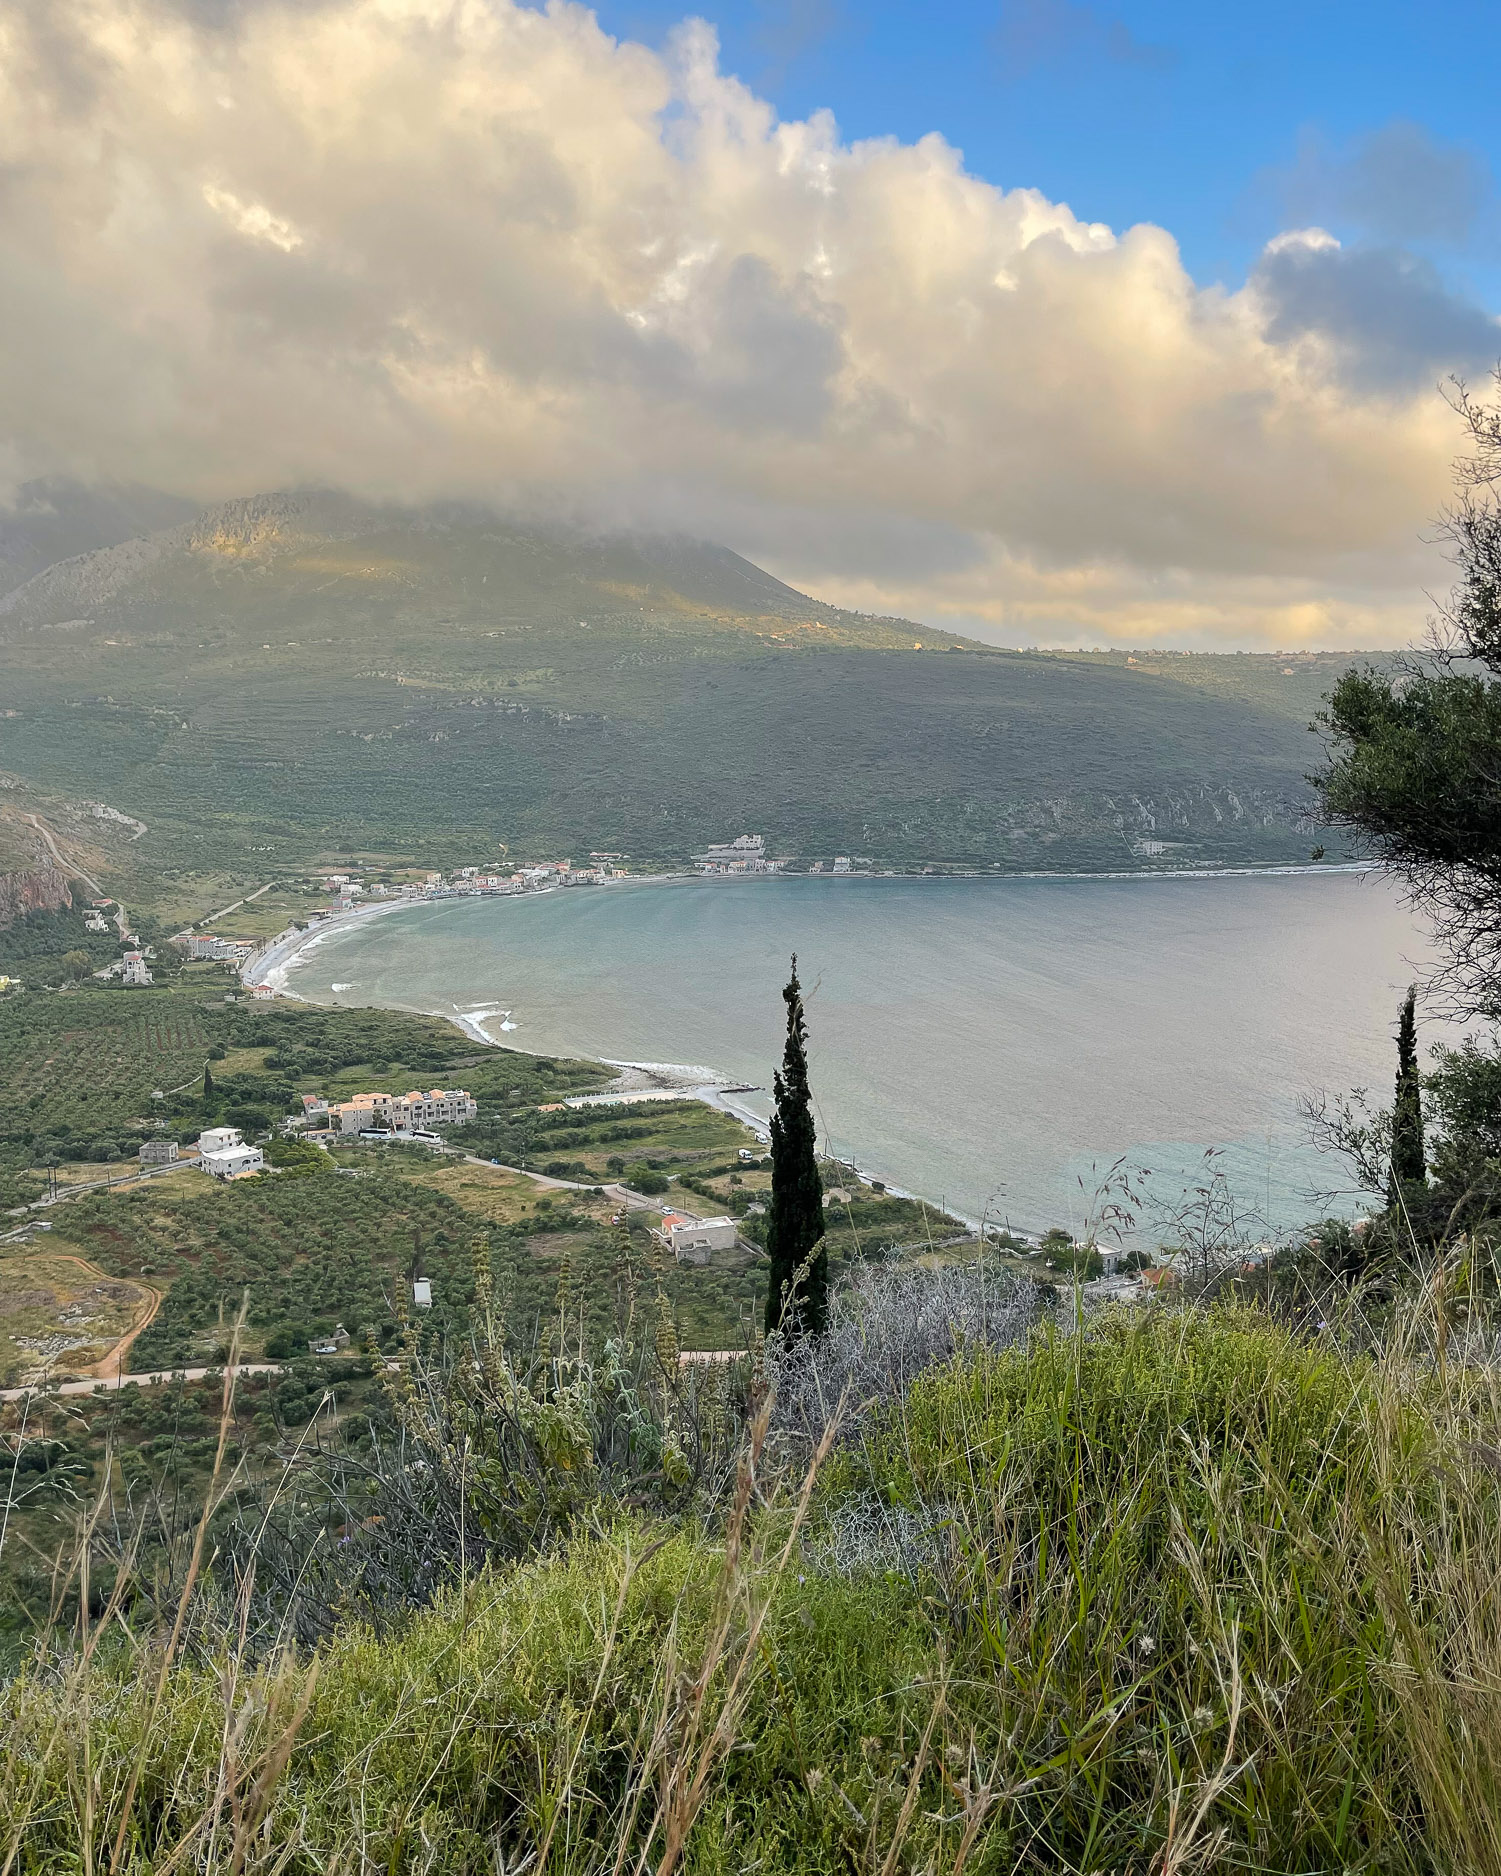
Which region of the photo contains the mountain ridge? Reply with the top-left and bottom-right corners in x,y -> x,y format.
0,487 -> 1359,906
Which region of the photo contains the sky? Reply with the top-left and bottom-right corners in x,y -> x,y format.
1,0 -> 1499,649
598,1 -> 1501,302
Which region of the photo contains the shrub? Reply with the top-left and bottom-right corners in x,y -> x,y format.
9,1299 -> 1501,1872
818,1302 -> 1497,1868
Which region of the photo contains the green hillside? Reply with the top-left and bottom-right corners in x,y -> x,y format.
0,491 -> 1365,911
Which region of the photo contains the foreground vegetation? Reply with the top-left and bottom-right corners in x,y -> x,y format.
3,1283 -> 1499,1872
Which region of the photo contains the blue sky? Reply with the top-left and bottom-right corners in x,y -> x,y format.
593,0 -> 1501,305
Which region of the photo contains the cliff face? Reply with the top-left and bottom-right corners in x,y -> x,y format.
0,865 -> 72,928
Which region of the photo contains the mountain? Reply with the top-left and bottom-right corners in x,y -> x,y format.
0,490 -> 1359,905
0,480 -> 198,601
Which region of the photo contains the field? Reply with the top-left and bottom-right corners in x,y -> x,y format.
37,1112 -> 782,1366
0,1248 -> 154,1387
0,979 -> 610,1171
0,494 -> 1369,928
0,983 -> 217,1144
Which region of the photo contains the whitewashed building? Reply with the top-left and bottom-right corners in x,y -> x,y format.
694,835 -> 778,875
197,1127 -> 265,1178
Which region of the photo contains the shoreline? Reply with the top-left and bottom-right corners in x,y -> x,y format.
242,865 -> 1376,1242
244,858 -> 1376,998
246,917 -> 991,1228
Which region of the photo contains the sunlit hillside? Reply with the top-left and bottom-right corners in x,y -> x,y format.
0,493 -> 1363,908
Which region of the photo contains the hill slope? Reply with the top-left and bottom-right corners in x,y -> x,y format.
0,492 -> 1359,905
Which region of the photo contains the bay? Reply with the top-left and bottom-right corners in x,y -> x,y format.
278,871 -> 1434,1238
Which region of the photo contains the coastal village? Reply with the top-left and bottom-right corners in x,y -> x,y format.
143,834 -> 831,1006
0,835 -> 892,1016
0,818 -> 1183,1400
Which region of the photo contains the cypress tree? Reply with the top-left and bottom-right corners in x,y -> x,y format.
1388,983 -> 1427,1206
203,1062 -> 215,1101
764,956 -> 828,1339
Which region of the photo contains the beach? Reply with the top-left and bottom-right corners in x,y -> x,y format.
244,868 -> 1421,1236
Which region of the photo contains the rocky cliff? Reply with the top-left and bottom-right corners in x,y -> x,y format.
0,864 -> 72,928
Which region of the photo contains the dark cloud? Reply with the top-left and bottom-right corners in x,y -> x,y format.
995,0 -> 1176,77
1276,120 -> 1492,249
689,255 -> 845,436
1254,237 -> 1499,390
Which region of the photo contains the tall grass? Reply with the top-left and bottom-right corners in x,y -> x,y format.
3,1274 -> 1500,1872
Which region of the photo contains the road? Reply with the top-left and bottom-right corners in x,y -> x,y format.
25,811 -> 103,896
1,1362 -> 286,1403
171,879 -> 276,943
2,1158 -> 197,1236
437,1146 -> 658,1213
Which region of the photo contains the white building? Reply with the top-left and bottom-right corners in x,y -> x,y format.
694,835 -> 778,875
120,952 -> 153,986
665,1214 -> 738,1264
197,1127 -> 265,1178
412,1278 -> 433,1309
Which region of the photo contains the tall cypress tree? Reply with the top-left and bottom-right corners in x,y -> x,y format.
203,1062 -> 215,1102
1388,984 -> 1427,1206
764,956 -> 828,1339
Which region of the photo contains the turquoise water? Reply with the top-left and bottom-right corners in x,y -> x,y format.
280,871 -> 1434,1237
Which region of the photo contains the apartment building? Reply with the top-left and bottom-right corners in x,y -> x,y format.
324,1088 -> 478,1134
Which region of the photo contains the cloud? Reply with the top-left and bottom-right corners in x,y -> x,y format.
994,0 -> 1176,77
1253,229 -> 1500,391
1274,120 -> 1492,249
0,0 -> 1491,648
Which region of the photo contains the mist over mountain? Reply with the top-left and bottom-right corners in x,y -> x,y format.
0,481 -> 198,600
0,489 -> 906,644
0,489 -> 1358,897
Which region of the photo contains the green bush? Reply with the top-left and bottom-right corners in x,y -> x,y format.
7,1303 -> 1501,1872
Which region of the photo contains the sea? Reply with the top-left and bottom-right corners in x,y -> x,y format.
274,870 -> 1439,1239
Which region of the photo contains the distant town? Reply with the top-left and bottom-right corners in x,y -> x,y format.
0,835 -> 885,1010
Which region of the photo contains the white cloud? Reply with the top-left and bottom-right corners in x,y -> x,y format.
0,0 -> 1489,646
202,184 -> 303,253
